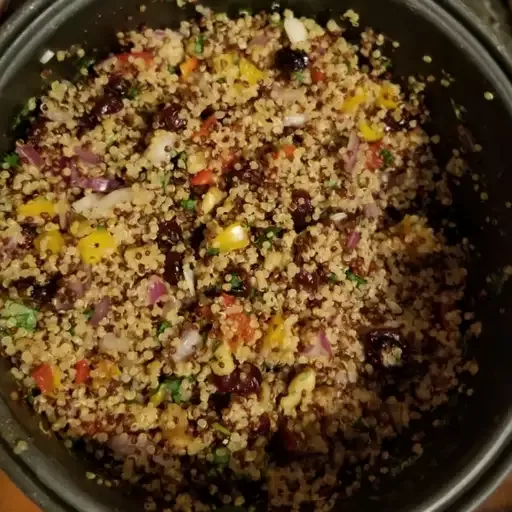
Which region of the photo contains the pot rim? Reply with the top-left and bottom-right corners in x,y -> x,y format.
0,1 -> 510,511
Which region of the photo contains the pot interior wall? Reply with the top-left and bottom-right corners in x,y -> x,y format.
0,0 -> 511,511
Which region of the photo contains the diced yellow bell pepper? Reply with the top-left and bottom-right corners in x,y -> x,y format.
18,197 -> 56,218
70,219 -> 95,238
77,230 -> 117,264
97,359 -> 120,379
35,230 -> 65,255
342,88 -> 366,113
201,187 -> 225,215
213,52 -> 239,80
212,222 -> 249,253
359,121 -> 385,142
150,386 -> 166,407
263,314 -> 286,352
180,56 -> 199,80
239,57 -> 265,85
377,84 -> 399,109
53,366 -> 61,391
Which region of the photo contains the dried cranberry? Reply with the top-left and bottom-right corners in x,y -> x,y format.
290,190 -> 314,232
295,269 -> 319,291
91,95 -> 124,118
104,76 -> 131,97
384,110 -> 413,132
158,219 -> 182,248
200,106 -> 215,120
163,251 -> 183,285
19,224 -> 37,249
153,103 -> 186,131
227,161 -> 262,188
275,48 -> 309,73
364,329 -> 406,369
29,274 -> 61,304
212,363 -> 262,396
256,413 -> 271,435
77,112 -> 98,136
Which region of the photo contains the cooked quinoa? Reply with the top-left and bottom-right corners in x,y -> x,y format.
0,7 -> 478,511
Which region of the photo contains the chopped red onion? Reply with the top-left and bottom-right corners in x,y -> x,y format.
344,131 -> 360,172
16,144 -> 43,168
183,264 -> 195,296
363,203 -> 381,219
173,327 -> 202,362
70,167 -> 122,193
347,231 -> 361,249
74,146 -> 102,165
89,296 -> 111,326
148,276 -> 167,306
302,331 -> 332,358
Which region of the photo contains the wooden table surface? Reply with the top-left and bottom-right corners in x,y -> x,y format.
0,469 -> 510,512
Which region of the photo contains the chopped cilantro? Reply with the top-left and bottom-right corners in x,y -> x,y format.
328,272 -> 339,283
84,308 -> 94,320
212,339 -> 222,352
12,99 -> 36,131
127,87 -> 139,99
195,35 -> 205,55
325,179 -> 338,189
212,422 -> 231,436
3,153 -> 20,168
158,321 -> 171,335
345,270 -> 367,286
161,173 -> 171,191
227,272 -> 244,292
207,247 -> 220,256
213,446 -> 231,465
256,226 -> 283,247
181,198 -> 197,211
0,301 -> 38,331
168,64 -> 176,74
380,148 -> 394,166
293,70 -> 304,84
96,225 -> 106,231
160,377 -> 184,404
77,56 -> 96,71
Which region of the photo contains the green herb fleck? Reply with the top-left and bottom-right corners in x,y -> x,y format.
256,226 -> 283,247
161,173 -> 171,191
212,339 -> 222,352
3,153 -> 20,169
293,71 -> 304,84
84,308 -> 94,320
212,422 -> 231,436
207,247 -> 220,256
158,321 -> 171,335
328,272 -> 339,283
181,198 -> 197,211
96,225 -> 106,231
12,99 -> 36,131
77,56 -> 96,71
227,272 -> 244,291
213,446 -> 231,465
345,270 -> 367,286
69,326 -> 76,337
127,87 -> 139,99
0,301 -> 38,331
217,77 -> 226,84
382,58 -> 393,70
380,148 -> 394,166
160,377 -> 184,404
195,35 -> 205,55
168,65 -> 176,74
238,8 -> 253,15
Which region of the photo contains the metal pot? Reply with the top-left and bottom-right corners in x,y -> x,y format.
0,0 -> 511,511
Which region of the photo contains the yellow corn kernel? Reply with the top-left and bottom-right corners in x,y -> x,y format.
213,52 -> 239,80
150,387 -> 166,407
342,88 -> 366,113
239,57 -> 265,85
35,230 -> 65,255
201,187 -> 225,215
52,366 -> 61,390
97,359 -> 120,379
212,222 -> 250,254
280,367 -> 316,416
263,314 -> 286,352
359,121 -> 384,142
377,84 -> 399,109
211,343 -> 235,376
18,197 -> 56,218
77,230 -> 117,264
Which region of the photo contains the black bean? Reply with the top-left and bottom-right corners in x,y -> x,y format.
295,269 -> 319,291
163,251 -> 183,286
212,363 -> 262,396
364,329 -> 407,370
104,76 -> 131,97
29,274 -> 61,304
200,106 -> 215,120
275,48 -> 309,73
227,161 -> 262,188
18,224 -> 38,249
290,190 -> 314,232
153,103 -> 186,131
91,95 -> 124,118
77,112 -> 98,136
189,224 -> 206,256
158,219 -> 182,248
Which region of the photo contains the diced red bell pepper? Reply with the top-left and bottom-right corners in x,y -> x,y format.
282,144 -> 296,159
191,169 -> 214,186
311,68 -> 325,84
32,363 -> 54,394
116,51 -> 154,65
367,143 -> 384,170
221,293 -> 236,307
228,312 -> 255,343
194,114 -> 217,138
75,359 -> 90,385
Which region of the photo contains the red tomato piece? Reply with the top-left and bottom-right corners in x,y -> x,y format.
282,144 -> 296,159
117,51 -> 154,65
194,115 -> 218,138
32,364 -> 54,394
191,169 -> 214,186
75,359 -> 90,385
221,293 -> 236,307
367,143 -> 384,170
311,68 -> 325,84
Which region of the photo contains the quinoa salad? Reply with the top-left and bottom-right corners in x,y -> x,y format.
0,7 -> 479,512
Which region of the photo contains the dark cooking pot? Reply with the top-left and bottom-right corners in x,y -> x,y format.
0,0 -> 511,511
